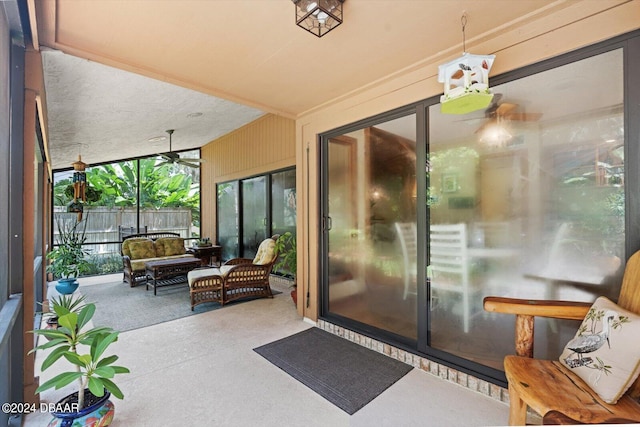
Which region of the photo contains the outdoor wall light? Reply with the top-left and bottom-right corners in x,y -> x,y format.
292,0 -> 345,38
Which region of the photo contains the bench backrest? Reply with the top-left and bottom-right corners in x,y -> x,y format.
121,232 -> 181,256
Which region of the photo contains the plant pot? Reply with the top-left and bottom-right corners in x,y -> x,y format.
291,288 -> 298,305
48,390 -> 114,427
55,278 -> 79,295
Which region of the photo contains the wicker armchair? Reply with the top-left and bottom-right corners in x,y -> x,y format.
187,235 -> 279,309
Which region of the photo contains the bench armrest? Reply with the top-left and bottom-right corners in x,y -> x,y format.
483,296 -> 591,357
483,297 -> 590,320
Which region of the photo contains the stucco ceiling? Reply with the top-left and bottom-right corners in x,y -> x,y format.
31,0 -> 590,169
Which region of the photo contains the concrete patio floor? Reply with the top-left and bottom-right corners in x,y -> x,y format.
24,274 -> 509,426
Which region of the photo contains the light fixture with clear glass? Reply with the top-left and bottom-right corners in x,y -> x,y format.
292,0 -> 345,38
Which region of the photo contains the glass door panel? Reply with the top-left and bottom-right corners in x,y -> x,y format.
427,49 -> 624,369
242,176 -> 267,259
326,115 -> 418,339
217,181 -> 239,260
272,169 -> 297,237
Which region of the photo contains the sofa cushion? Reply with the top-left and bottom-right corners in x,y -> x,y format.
130,254 -> 195,272
122,237 -> 151,258
128,239 -> 156,260
156,237 -> 185,257
252,238 -> 276,265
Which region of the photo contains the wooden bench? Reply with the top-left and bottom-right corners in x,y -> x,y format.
483,250 -> 640,425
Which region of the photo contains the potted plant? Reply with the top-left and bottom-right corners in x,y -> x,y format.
48,217 -> 91,294
274,232 -> 297,304
196,237 -> 212,247
30,299 -> 130,426
41,294 -> 87,332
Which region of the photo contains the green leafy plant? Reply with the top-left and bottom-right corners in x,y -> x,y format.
196,237 -> 211,246
42,294 -> 87,327
274,232 -> 297,282
47,217 -> 91,280
30,300 -> 130,410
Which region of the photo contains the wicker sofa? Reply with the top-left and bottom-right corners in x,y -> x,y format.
186,235 -> 278,310
121,232 -> 195,286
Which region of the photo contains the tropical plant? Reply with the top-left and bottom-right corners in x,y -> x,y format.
42,294 -> 87,326
30,300 -> 130,410
274,232 -> 297,281
47,217 -> 91,280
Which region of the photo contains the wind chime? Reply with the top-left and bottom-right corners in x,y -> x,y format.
69,155 -> 87,220
437,13 -> 496,115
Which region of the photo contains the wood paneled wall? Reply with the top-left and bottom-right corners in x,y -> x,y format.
200,113 -> 295,240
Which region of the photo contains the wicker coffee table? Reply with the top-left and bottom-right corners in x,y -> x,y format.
144,258 -> 201,295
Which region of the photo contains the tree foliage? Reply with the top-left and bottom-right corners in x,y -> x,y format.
53,158 -> 200,225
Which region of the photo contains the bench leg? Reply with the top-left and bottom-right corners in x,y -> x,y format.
508,383 -> 528,426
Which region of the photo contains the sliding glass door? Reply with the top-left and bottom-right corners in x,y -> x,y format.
242,176 -> 268,259
217,168 -> 296,262
320,41 -> 632,379
427,48 -> 625,369
324,115 -> 418,340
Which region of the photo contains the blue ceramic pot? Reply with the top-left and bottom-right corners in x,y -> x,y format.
55,278 -> 79,295
48,390 -> 114,427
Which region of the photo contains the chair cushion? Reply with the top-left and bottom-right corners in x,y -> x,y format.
156,237 -> 185,257
252,238 -> 276,265
559,296 -> 640,404
127,239 -> 156,260
188,267 -> 222,287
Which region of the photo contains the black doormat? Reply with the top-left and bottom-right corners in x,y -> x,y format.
254,327 -> 413,414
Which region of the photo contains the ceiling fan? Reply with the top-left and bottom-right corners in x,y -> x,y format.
473,95 -> 543,135
154,129 -> 204,168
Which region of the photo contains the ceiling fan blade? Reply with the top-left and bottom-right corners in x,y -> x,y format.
504,112 -> 543,121
496,103 -> 518,116
177,159 -> 200,168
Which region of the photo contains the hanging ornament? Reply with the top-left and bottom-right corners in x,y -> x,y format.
69,154 -> 87,220
438,13 -> 495,115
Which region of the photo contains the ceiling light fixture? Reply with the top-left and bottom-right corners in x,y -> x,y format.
292,0 -> 345,38
437,13 -> 495,115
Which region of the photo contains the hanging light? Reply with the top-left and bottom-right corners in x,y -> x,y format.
292,0 -> 345,38
438,13 -> 495,115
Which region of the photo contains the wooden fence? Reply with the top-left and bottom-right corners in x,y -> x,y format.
53,207 -> 195,258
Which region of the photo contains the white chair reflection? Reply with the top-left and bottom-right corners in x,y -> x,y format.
430,223 -> 474,333
394,222 -> 417,300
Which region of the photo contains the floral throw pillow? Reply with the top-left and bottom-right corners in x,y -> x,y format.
559,296 -> 640,404
128,240 -> 156,260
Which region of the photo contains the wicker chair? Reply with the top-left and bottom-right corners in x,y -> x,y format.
187,235 -> 279,309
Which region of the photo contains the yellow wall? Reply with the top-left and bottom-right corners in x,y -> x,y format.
200,113 -> 296,240
295,1 -> 640,321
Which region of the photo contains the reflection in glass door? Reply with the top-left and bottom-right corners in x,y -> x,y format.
242,176 -> 267,259
325,115 -> 418,339
427,48 -> 624,370
217,181 -> 239,260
